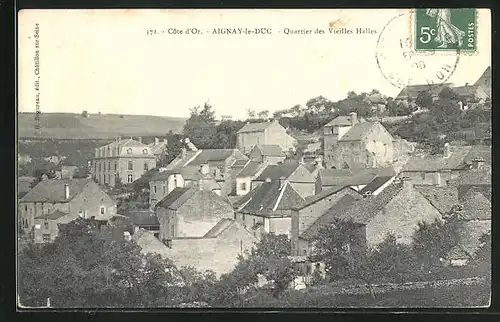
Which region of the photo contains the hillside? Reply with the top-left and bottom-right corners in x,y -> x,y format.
18,113 -> 186,139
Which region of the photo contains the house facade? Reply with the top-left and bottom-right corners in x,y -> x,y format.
149,169 -> 185,208
233,178 -> 305,238
148,137 -> 168,162
91,137 -> 157,187
323,113 -> 395,169
155,187 -> 234,240
249,145 -> 286,165
237,120 -> 297,154
19,178 -> 117,242
235,161 -> 268,196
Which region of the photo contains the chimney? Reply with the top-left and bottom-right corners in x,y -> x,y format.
465,82 -> 469,87
471,157 -> 485,170
155,137 -> 159,145
46,297 -> 51,308
200,163 -> 210,175
138,137 -> 142,143
349,112 -> 357,125
443,143 -> 452,158
64,184 -> 70,199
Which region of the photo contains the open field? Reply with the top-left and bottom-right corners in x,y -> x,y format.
18,113 -> 186,139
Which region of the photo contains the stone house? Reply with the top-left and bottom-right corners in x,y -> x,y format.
233,178 -> 305,238
323,113 -> 395,169
165,144 -> 248,197
33,210 -> 80,243
237,119 -> 297,154
363,93 -> 387,113
124,210 -> 160,238
155,186 -> 234,240
235,161 -> 268,196
252,160 -> 317,198
400,144 -> 491,186
290,186 -> 363,256
149,169 -> 185,208
19,178 -> 117,241
91,137 -> 157,187
133,218 -> 257,277
249,145 -> 286,165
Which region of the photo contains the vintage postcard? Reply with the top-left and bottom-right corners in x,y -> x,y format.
17,9 -> 491,309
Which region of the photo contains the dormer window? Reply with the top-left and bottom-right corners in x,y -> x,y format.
142,149 -> 148,154
127,148 -> 132,155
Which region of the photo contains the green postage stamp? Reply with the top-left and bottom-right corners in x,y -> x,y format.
414,8 -> 477,52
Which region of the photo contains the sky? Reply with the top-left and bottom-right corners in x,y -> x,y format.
18,9 -> 491,120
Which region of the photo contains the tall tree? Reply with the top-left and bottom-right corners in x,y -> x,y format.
257,110 -> 270,119
246,109 -> 257,119
415,90 -> 434,109
183,102 -> 217,149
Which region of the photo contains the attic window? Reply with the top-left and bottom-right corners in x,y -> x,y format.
127,148 -> 132,155
143,149 -> 148,154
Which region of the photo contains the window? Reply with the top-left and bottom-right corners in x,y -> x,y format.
44,221 -> 49,229
170,225 -> 175,237
42,234 -> 51,242
128,161 -> 133,170
242,214 -> 246,221
98,163 -> 101,172
154,186 -> 157,193
107,174 -> 110,184
144,162 -> 148,171
127,148 -> 132,155
104,175 -> 107,184
108,162 -> 111,171
24,205 -> 27,212
421,172 -> 426,180
143,149 -> 148,154
162,186 -> 166,194
100,207 -> 105,215
107,146 -> 111,156
241,182 -> 247,190
127,174 -> 133,183
253,219 -> 256,227
78,211 -> 83,218
114,162 -> 117,171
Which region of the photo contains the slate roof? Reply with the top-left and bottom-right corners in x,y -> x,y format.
254,145 -> 284,157
125,210 -> 160,226
453,85 -> 478,97
359,176 -> 394,194
237,121 -> 273,133
203,218 -> 235,237
189,149 -> 238,165
20,178 -> 95,203
338,122 -> 378,142
292,185 -> 357,211
324,115 -> 366,127
35,209 -> 69,220
237,161 -> 265,178
365,94 -> 387,105
448,220 -> 491,260
415,185 -> 459,215
165,150 -> 200,170
396,83 -> 452,100
318,168 -> 378,187
299,194 -> 361,241
232,159 -> 249,168
151,169 -> 181,181
236,180 -> 305,216
155,187 -> 194,210
255,161 -> 300,181
336,182 -> 406,224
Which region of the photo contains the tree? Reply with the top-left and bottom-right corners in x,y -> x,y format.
415,90 -> 434,109
412,216 -> 461,275
347,91 -> 357,99
246,109 -> 257,119
257,110 -> 270,119
18,218 -> 182,308
162,131 -> 184,166
81,110 -> 88,118
212,120 -> 246,149
386,98 -> 411,116
183,102 -> 217,149
439,86 -> 460,101
305,96 -> 335,115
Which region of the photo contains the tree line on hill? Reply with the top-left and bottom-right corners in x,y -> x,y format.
18,205 -> 490,308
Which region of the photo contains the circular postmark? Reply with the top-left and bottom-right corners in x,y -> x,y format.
376,11 -> 460,91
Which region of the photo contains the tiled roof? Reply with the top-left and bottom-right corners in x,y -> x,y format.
254,145 -> 284,157
337,182 -> 406,224
401,145 -> 475,172
293,185 -> 357,211
338,122 -> 378,142
237,121 -> 273,133
20,178 -> 95,203
155,187 -> 194,210
237,161 -> 265,178
415,185 -> 459,215
458,166 -> 491,186
237,180 -> 305,216
35,209 -> 69,220
324,115 -> 366,127
255,161 -> 300,181
203,218 -> 235,237
460,188 -> 491,220
124,210 -> 160,226
189,149 -> 238,165
299,194 -> 362,240
448,220 -> 491,260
